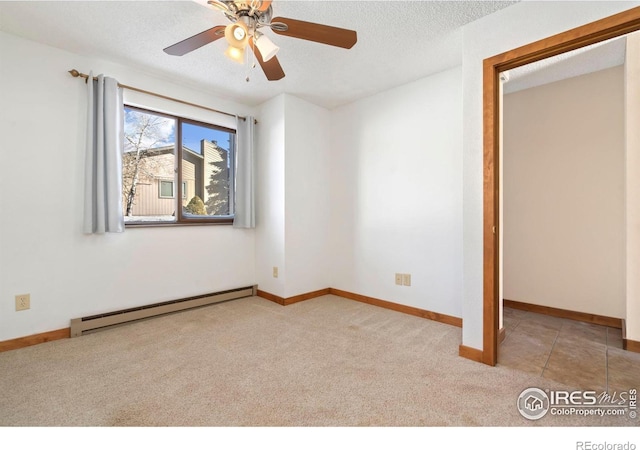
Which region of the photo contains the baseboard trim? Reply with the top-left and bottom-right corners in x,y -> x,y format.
0,328 -> 70,353
499,327 -> 506,343
256,288 -> 331,306
287,288 -> 332,305
256,286 -> 463,328
621,319 -> 640,353
504,299 -> 622,329
256,289 -> 285,305
459,344 -> 484,363
329,288 -> 462,328
624,339 -> 640,353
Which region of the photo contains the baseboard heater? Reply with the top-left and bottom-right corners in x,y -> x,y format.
70,285 -> 257,337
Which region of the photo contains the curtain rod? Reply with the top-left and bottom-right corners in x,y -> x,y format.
68,69 -> 253,123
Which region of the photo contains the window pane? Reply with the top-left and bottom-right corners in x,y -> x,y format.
181,122 -> 234,218
159,180 -> 174,198
122,107 -> 177,223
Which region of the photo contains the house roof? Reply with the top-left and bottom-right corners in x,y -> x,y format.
125,145 -> 175,156
125,143 -> 227,159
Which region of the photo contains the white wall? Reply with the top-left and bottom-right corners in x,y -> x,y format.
0,31 -> 256,341
503,66 -> 625,318
461,0 -> 640,350
626,32 -> 640,341
329,67 -> 463,318
254,95 -> 286,297
254,94 -> 332,298
283,95 -> 331,298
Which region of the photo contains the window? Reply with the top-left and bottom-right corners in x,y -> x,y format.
122,106 -> 235,225
157,181 -> 187,199
158,180 -> 174,199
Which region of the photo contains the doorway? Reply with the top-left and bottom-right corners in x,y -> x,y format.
481,6 -> 640,366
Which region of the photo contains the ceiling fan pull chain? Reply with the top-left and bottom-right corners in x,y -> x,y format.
251,23 -> 257,70
246,23 -> 255,82
245,41 -> 251,82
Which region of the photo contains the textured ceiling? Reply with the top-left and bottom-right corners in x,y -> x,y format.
0,0 -> 518,108
504,35 -> 627,94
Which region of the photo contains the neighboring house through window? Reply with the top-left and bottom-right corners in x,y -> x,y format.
122,106 -> 235,225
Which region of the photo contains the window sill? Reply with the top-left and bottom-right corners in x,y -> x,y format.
125,218 -> 234,228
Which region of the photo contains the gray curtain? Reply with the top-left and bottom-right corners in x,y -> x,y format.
83,72 -> 125,234
233,115 -> 255,228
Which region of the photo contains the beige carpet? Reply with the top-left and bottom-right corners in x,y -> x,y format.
0,295 -> 636,427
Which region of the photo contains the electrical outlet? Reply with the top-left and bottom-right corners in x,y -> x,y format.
15,294 -> 30,311
403,274 -> 412,287
273,267 -> 278,278
395,273 -> 403,285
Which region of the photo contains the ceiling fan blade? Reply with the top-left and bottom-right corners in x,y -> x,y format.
271,17 -> 357,49
249,39 -> 285,81
163,25 -> 226,56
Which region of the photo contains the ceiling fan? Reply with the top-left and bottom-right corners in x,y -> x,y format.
163,0 -> 357,81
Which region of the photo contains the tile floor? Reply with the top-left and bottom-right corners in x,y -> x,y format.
498,307 -> 640,393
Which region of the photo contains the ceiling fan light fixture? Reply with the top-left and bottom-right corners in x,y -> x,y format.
254,33 -> 279,61
225,22 -> 249,49
224,45 -> 245,63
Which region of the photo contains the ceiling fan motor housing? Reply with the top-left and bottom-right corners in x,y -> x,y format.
219,1 -> 272,26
